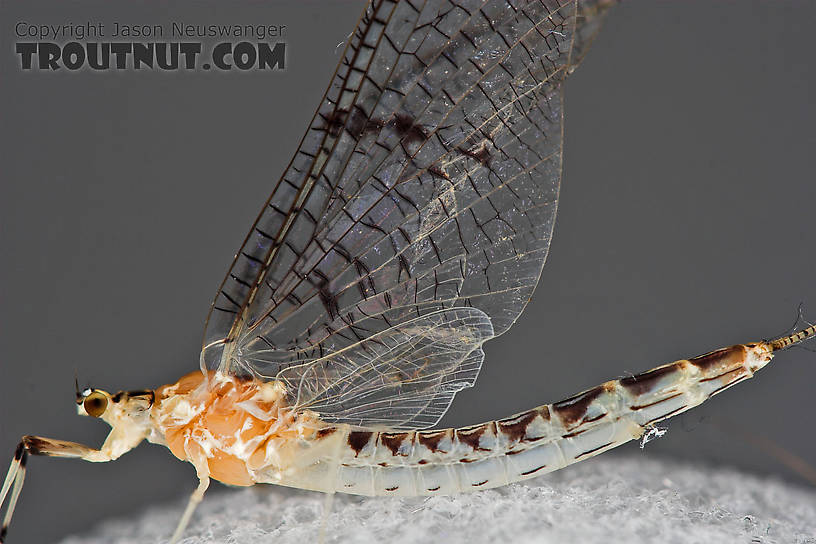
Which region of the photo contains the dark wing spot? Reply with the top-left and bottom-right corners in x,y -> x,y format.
457,143 -> 491,167
321,107 -> 384,139
317,282 -> 340,321
428,164 -> 450,179
352,107 -> 386,139
319,109 -> 348,137
345,107 -> 367,138
390,113 -> 428,144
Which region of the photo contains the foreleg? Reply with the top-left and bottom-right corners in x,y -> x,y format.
0,435 -> 112,542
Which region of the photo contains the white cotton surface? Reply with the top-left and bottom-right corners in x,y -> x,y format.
60,455 -> 816,544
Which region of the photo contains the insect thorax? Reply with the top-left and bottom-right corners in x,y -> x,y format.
149,371 -> 343,487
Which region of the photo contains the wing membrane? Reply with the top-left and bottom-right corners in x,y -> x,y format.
202,0 -> 613,428
276,307 -> 493,429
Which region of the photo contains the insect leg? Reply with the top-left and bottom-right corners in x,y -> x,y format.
168,458 -> 210,544
317,491 -> 336,544
317,427 -> 348,544
0,444 -> 25,543
0,436 -> 110,542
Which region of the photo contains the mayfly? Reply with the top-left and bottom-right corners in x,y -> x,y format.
1,1 -> 813,542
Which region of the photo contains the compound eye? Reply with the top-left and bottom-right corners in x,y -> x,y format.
83,391 -> 108,418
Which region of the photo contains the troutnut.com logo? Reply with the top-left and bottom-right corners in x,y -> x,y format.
14,21 -> 288,71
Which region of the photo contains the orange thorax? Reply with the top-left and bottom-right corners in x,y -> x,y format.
152,371 -> 309,486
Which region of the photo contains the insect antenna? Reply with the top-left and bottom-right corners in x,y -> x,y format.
74,371 -> 81,403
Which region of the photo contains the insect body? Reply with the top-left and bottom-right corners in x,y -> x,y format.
1,1 -> 812,542
3,334 -> 812,542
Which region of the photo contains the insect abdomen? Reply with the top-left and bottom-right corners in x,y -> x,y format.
335,343 -> 773,496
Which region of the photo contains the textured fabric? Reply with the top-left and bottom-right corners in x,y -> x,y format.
61,455 -> 816,544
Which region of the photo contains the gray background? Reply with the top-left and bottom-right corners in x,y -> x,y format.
1,1 -> 814,542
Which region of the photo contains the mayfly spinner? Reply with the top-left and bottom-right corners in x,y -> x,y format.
2,1 -> 813,542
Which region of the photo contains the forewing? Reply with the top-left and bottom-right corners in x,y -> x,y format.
277,307 -> 493,429
202,0 -> 611,427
